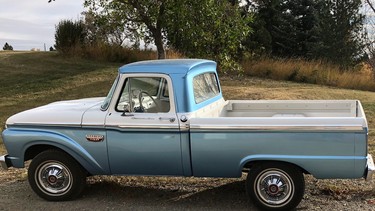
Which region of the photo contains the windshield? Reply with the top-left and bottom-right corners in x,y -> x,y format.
101,75 -> 119,110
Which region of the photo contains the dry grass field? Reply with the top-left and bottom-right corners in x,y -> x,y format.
1,51 -> 375,210
1,51 -> 375,157
243,58 -> 375,91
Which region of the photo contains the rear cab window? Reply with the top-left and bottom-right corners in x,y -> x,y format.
193,72 -> 220,104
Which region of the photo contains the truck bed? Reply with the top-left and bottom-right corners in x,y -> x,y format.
190,99 -> 367,133
221,100 -> 361,118
188,99 -> 368,179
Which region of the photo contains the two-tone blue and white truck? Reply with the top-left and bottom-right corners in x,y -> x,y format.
1,59 -> 373,210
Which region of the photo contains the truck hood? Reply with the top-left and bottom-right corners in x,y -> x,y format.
6,97 -> 105,126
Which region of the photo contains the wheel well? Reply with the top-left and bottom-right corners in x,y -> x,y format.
24,145 -> 90,176
243,160 -> 310,175
24,145 -> 62,161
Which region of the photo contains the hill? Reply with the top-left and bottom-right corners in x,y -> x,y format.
0,51 -> 375,155
0,51 -> 120,151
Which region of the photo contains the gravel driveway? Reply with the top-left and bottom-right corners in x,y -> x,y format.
1,168 -> 375,211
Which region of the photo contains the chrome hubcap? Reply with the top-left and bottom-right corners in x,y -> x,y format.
36,162 -> 72,195
256,169 -> 294,206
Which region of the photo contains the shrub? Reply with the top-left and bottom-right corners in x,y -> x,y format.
55,20 -> 86,55
80,42 -> 184,63
2,42 -> 13,51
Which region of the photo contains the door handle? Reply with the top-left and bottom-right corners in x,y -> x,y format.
159,117 -> 176,123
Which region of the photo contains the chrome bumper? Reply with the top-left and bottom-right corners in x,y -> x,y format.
0,154 -> 10,170
366,154 -> 375,181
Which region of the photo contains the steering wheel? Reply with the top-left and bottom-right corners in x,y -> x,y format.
138,91 -> 160,112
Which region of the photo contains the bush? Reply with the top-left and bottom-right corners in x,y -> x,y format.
3,42 -> 13,51
82,43 -> 153,63
55,20 -> 86,55
72,42 -> 184,63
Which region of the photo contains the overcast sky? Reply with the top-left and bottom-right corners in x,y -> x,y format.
0,0 -> 84,51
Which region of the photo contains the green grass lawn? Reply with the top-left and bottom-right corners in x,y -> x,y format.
1,51 -> 375,155
0,51 -> 120,153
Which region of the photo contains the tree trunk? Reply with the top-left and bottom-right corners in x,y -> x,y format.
154,29 -> 166,59
155,1 -> 166,59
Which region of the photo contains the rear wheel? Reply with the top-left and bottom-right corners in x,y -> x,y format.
246,162 -> 305,211
28,150 -> 86,201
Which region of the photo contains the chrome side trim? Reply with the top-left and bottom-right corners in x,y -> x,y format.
0,155 -> 10,170
366,154 -> 375,181
10,123 -> 180,130
9,123 -> 107,129
107,124 -> 180,130
190,125 -> 365,132
10,123 -> 81,128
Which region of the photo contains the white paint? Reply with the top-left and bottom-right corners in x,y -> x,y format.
6,97 -> 104,126
6,95 -> 367,132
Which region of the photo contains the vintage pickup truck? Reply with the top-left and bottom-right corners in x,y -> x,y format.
0,59 -> 373,210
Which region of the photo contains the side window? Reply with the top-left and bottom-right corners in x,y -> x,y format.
162,79 -> 169,98
116,77 -> 171,113
193,72 -> 220,104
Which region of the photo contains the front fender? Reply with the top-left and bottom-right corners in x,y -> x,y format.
2,128 -> 108,175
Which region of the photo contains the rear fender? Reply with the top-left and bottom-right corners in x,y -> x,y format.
240,154 -> 366,179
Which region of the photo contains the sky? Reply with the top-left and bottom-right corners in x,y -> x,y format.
0,0 -> 84,51
1,1 -> 374,51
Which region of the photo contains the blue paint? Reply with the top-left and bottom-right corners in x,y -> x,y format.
189,131 -> 367,178
119,59 -> 216,75
119,59 -> 222,113
2,127 -> 109,175
106,128 -> 183,176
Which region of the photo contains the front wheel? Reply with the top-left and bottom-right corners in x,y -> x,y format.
28,150 -> 86,201
246,162 -> 305,211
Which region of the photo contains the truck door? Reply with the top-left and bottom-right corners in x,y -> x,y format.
105,74 -> 183,176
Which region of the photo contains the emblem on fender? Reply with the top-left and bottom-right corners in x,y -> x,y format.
85,135 -> 105,142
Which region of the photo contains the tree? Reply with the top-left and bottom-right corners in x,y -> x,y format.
83,0 -> 168,59
49,0 -> 252,73
165,0 -> 251,72
246,0 -> 320,58
246,0 -> 365,67
312,0 -> 365,67
82,8 -> 142,47
361,0 -> 375,75
55,19 -> 86,54
279,0 -> 320,58
52,0 -> 251,65
3,42 -> 13,50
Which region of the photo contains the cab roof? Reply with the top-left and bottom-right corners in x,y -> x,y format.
118,59 -> 216,75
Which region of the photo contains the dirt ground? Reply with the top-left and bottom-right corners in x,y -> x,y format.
1,168 -> 375,211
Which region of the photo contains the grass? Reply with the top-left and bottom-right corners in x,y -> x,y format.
1,51 -> 375,156
242,58 -> 375,91
1,51 -> 375,201
0,51 -> 121,153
